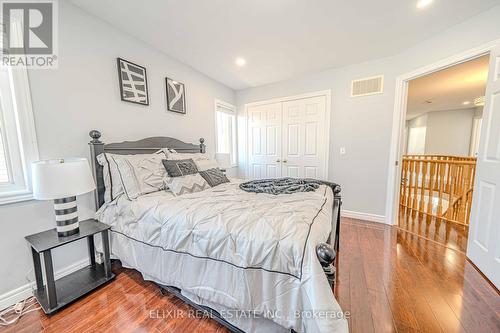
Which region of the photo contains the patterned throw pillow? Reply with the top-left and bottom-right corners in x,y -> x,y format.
162,159 -> 199,177
199,168 -> 230,187
164,173 -> 210,196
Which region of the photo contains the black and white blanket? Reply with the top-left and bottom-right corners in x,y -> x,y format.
240,177 -> 330,195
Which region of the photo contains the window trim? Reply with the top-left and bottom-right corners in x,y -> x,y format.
214,99 -> 237,167
0,65 -> 39,205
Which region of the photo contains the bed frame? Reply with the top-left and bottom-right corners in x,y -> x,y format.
88,130 -> 341,333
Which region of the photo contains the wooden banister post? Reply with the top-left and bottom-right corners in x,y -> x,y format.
412,161 -> 420,209
437,163 -> 446,217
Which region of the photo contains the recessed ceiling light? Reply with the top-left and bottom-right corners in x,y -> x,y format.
416,0 -> 433,9
462,101 -> 471,105
235,57 -> 246,67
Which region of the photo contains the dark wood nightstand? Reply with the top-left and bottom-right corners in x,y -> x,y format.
25,219 -> 115,314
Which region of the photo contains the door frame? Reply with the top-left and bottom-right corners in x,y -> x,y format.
244,90 -> 332,179
385,39 -> 500,226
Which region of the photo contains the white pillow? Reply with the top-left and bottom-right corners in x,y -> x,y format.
163,149 -> 209,162
97,153 -> 124,203
195,159 -> 219,171
164,173 -> 210,196
97,151 -> 167,201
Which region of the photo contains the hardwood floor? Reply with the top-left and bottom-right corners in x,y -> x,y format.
398,206 -> 469,253
2,217 -> 499,333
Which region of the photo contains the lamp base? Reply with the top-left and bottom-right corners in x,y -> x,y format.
54,196 -> 80,237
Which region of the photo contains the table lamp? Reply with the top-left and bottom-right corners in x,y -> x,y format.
32,158 -> 96,237
215,153 -> 231,172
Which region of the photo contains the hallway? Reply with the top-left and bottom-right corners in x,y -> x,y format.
339,217 -> 498,333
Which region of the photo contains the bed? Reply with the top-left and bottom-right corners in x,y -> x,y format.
88,130 -> 347,333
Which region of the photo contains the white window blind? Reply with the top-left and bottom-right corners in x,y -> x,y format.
215,100 -> 237,166
0,63 -> 39,204
0,130 -> 10,184
0,25 -> 8,183
0,127 -> 9,183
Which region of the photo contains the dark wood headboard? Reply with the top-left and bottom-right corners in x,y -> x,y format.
88,130 -> 206,210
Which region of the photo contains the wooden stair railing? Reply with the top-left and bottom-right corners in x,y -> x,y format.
404,155 -> 477,162
400,155 -> 476,226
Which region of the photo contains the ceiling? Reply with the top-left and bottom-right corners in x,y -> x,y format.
70,0 -> 500,90
407,55 -> 489,119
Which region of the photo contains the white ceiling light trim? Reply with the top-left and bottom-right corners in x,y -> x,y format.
416,0 -> 434,9
235,57 -> 246,67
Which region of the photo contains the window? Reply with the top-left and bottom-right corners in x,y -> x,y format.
407,126 -> 427,155
0,65 -> 39,204
469,117 -> 482,156
215,100 -> 237,166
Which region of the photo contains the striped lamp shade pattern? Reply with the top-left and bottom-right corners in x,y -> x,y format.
54,196 -> 79,237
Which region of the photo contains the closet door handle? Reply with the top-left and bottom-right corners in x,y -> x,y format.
283,160 -> 288,163
276,159 -> 281,163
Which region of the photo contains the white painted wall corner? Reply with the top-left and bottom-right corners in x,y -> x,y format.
341,209 -> 387,224
0,258 -> 90,311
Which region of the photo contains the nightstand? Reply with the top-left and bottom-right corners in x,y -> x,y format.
25,219 -> 115,314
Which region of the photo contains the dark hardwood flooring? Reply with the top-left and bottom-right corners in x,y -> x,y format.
2,217 -> 499,333
398,206 -> 469,253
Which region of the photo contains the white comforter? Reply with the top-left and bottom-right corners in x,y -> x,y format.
97,181 -> 348,333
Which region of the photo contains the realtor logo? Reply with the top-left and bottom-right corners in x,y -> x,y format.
1,0 -> 58,68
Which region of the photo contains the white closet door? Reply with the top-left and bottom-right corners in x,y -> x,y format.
282,96 -> 327,179
247,102 -> 282,179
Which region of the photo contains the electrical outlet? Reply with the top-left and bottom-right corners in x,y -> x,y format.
95,252 -> 103,264
14,302 -> 24,312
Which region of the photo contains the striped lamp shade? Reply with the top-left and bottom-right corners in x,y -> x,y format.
32,158 -> 96,237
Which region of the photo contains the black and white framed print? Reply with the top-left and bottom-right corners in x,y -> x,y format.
117,58 -> 149,105
165,77 -> 186,114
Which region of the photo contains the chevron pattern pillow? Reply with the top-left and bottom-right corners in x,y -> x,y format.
164,173 -> 210,196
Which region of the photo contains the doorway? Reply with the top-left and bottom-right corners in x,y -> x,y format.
387,42 -> 500,289
398,55 -> 489,252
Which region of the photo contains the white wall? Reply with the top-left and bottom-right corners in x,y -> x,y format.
0,1 -> 234,304
405,108 -> 477,156
425,108 -> 476,155
236,4 -> 500,219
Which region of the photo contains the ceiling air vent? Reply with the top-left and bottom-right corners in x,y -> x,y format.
351,75 -> 384,97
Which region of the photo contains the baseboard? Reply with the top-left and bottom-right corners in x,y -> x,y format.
341,209 -> 387,224
0,258 -> 89,311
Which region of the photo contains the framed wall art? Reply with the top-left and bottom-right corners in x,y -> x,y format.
117,58 -> 149,105
165,77 -> 186,114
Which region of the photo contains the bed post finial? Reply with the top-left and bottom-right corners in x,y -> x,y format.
199,138 -> 206,153
88,130 -> 104,211
316,243 -> 336,289
89,130 -> 102,144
